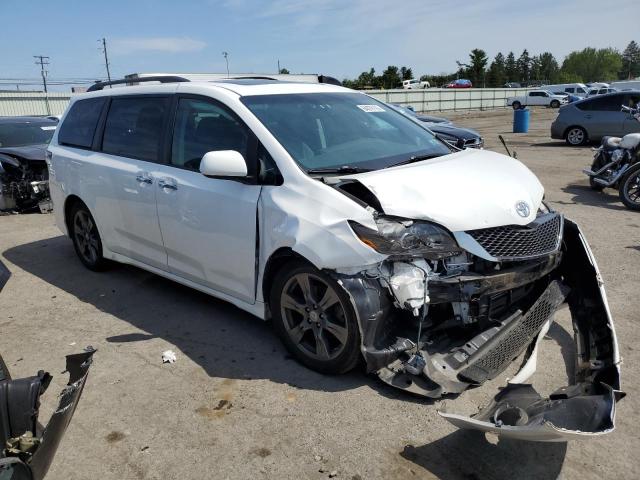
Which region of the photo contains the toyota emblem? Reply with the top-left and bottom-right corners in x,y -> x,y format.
515,201 -> 531,218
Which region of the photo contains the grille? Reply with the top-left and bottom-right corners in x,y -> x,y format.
467,213 -> 562,260
458,281 -> 566,384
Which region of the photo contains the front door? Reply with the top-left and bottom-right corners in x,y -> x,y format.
153,96 -> 261,303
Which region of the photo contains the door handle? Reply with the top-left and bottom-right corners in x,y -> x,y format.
158,178 -> 178,190
136,174 -> 153,184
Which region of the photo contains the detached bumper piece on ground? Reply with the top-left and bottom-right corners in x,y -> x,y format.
0,261 -> 95,479
334,219 -> 623,442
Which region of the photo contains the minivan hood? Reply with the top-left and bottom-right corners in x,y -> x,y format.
342,149 -> 544,232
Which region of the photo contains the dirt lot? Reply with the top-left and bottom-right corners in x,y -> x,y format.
1,107 -> 638,479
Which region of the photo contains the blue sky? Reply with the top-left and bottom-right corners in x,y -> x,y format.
0,0 -> 637,91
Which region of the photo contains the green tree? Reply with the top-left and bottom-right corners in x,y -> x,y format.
399,66 -> 413,81
505,52 -> 517,82
279,67 -> 290,74
466,49 -> 488,86
561,47 -> 622,82
381,65 -> 401,89
538,52 -> 560,83
487,52 -> 506,87
517,49 -> 531,83
622,40 -> 640,79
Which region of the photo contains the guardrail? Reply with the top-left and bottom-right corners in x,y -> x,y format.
365,87 -> 532,112
0,87 -> 534,117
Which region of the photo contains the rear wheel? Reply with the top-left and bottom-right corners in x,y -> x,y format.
619,164 -> 640,210
69,203 -> 107,271
270,261 -> 361,374
565,126 -> 587,146
512,101 -> 521,110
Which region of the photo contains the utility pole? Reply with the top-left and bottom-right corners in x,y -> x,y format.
277,59 -> 280,74
99,38 -> 112,86
222,51 -> 229,77
33,55 -> 51,114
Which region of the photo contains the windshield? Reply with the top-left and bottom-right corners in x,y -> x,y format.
0,121 -> 56,147
241,92 -> 450,172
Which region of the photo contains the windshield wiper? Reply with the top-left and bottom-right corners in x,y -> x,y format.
307,165 -> 371,174
385,153 -> 443,169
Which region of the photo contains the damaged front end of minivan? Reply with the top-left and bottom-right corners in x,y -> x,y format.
328,204 -> 623,441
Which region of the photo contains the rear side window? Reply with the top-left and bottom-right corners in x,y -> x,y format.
58,97 -> 106,148
579,94 -> 625,112
565,88 -> 575,93
102,96 -> 169,162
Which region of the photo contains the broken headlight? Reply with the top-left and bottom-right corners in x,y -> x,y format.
349,216 -> 461,259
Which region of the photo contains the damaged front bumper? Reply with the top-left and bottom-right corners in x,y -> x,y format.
333,219 -> 623,441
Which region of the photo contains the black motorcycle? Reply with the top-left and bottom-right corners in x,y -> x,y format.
584,105 -> 640,210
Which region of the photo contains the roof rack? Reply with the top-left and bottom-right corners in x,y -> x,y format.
87,75 -> 191,92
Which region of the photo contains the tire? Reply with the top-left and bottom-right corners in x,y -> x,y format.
69,202 -> 108,271
512,101 -> 521,110
589,154 -> 606,191
565,126 -> 587,146
618,164 -> 640,211
270,260 -> 361,374
550,100 -> 560,108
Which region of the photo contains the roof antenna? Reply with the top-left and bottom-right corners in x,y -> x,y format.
498,135 -> 517,159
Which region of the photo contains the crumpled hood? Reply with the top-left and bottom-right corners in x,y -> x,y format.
343,149 -> 544,232
0,144 -> 47,163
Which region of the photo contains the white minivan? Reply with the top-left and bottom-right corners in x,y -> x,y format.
48,76 -> 621,440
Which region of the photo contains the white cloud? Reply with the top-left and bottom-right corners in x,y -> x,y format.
111,37 -> 207,55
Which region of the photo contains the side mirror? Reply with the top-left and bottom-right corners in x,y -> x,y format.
200,150 -> 247,178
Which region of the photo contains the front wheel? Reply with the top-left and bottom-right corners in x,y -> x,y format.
619,164 -> 640,210
270,261 -> 361,374
550,100 -> 560,108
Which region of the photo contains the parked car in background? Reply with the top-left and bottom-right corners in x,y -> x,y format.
587,87 -> 618,97
551,91 -> 640,145
444,79 -> 472,88
504,82 -> 522,88
542,83 -> 589,98
586,82 -> 610,89
0,116 -> 57,212
388,103 -> 483,148
402,79 -> 429,89
507,90 -> 567,109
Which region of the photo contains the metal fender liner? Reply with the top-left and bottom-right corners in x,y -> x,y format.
439,219 -> 624,441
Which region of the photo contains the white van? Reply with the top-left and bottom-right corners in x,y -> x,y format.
611,80 -> 640,91
543,83 -> 589,97
47,75 -> 621,440
402,79 -> 429,89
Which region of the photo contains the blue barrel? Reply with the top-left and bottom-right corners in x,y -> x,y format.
513,108 -> 530,133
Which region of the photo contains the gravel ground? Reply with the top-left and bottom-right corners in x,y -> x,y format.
0,107 -> 637,479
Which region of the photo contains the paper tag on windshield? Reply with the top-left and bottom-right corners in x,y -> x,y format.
357,104 -> 385,113
40,126 -> 56,130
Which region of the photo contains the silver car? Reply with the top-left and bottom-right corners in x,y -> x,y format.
551,91 -> 640,145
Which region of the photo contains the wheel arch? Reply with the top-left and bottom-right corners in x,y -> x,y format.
63,194 -> 86,235
261,247 -> 312,317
